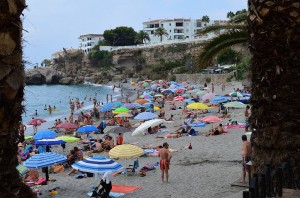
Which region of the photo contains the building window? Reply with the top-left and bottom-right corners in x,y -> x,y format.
170,30 -> 171,32
196,22 -> 202,27
169,23 -> 171,26
176,22 -> 183,27
150,24 -> 154,28
155,24 -> 159,28
151,31 -> 154,34
186,29 -> 189,32
161,24 -> 163,27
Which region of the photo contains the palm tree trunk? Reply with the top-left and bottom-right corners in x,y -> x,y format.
248,0 -> 300,173
0,0 -> 34,197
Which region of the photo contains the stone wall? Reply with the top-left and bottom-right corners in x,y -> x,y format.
175,71 -> 236,84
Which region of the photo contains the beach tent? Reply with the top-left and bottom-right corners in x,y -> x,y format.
132,119 -> 165,136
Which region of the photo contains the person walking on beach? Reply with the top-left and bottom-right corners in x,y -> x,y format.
106,94 -> 109,103
222,83 -> 225,92
241,135 -> 252,183
110,95 -> 113,102
158,142 -> 172,183
212,82 -> 215,93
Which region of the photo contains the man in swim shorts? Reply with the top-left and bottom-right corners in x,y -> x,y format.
241,135 -> 252,183
158,142 -> 172,183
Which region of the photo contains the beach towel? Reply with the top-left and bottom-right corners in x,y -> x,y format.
224,125 -> 245,129
111,184 -> 141,194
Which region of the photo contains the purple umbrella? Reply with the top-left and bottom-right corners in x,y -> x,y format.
122,103 -> 136,109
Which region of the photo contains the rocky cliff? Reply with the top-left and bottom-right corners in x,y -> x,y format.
26,41 -> 205,85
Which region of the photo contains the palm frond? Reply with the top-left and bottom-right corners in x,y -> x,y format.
197,24 -> 245,35
198,31 -> 248,66
229,12 -> 247,24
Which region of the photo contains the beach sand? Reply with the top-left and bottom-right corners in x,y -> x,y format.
28,81 -> 249,198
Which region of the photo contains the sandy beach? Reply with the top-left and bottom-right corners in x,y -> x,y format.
25,80 -> 249,198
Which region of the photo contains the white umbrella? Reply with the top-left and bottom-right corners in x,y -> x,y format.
132,119 -> 166,136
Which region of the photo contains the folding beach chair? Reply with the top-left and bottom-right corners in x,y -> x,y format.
126,158 -> 139,176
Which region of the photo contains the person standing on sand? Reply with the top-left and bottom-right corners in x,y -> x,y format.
241,135 -> 252,183
212,82 -> 215,93
244,105 -> 250,131
106,94 -> 109,103
110,95 -> 113,102
158,142 -> 172,183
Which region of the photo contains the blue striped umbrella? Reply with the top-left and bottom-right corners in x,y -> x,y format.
76,125 -> 99,133
72,156 -> 124,174
24,152 -> 67,169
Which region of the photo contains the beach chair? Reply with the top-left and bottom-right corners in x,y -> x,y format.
126,158 -> 139,176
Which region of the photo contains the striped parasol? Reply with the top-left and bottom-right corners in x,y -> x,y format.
17,164 -> 29,176
72,156 -> 123,174
109,144 -> 143,159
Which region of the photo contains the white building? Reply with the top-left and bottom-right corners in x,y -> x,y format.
143,18 -> 228,43
79,34 -> 104,54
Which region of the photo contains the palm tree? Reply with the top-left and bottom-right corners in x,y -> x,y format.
197,11 -> 247,69
248,1 -> 300,172
135,30 -> 150,44
226,11 -> 235,19
0,0 -> 34,197
201,15 -> 210,26
154,27 -> 168,42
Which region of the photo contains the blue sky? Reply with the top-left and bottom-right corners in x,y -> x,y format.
23,0 -> 247,68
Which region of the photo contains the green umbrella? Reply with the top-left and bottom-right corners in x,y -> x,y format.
143,82 -> 150,87
139,94 -> 145,99
196,90 -> 207,96
224,101 -> 246,109
112,107 -> 129,114
56,136 -> 80,143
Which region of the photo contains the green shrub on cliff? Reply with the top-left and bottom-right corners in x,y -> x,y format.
88,43 -> 112,68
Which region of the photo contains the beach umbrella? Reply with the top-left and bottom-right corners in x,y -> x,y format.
187,102 -> 209,110
238,97 -> 250,104
224,101 -> 246,109
28,118 -> 46,126
210,96 -> 229,104
173,96 -> 185,101
202,93 -> 215,101
105,126 -> 131,134
114,113 -> 133,118
24,152 -> 66,181
196,90 -> 207,96
34,130 -> 57,140
175,89 -> 184,93
109,144 -> 143,159
72,156 -> 123,174
25,136 -> 33,140
162,89 -> 173,94
100,103 -> 114,112
56,136 -> 80,143
132,119 -> 165,136
154,106 -> 160,111
230,92 -> 243,97
112,107 -> 129,114
144,94 -> 153,99
76,125 -> 99,133
122,103 -> 136,109
135,99 -> 148,104
17,164 -> 29,176
202,116 -> 223,123
142,82 -> 150,87
134,112 -> 158,120
183,98 -> 194,104
34,139 -> 66,146
56,122 -> 78,130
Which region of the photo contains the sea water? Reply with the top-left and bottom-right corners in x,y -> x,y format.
22,83 -> 120,135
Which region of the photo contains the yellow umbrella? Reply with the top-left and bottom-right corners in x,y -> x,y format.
109,144 -> 143,159
187,102 -> 209,110
154,106 -> 160,111
56,136 -> 80,143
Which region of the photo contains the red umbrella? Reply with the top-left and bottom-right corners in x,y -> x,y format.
202,116 -> 223,123
175,89 -> 183,93
173,96 -> 184,101
28,119 -> 46,126
56,122 -> 78,130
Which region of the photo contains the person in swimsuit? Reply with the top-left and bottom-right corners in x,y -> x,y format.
158,142 -> 172,183
244,106 -> 250,131
241,135 -> 252,183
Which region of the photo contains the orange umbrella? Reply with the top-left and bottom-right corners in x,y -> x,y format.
135,99 -> 148,104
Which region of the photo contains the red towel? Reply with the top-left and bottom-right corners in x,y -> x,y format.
111,184 -> 141,193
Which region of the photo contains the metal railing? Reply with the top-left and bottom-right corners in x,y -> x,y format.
243,162 -> 300,198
